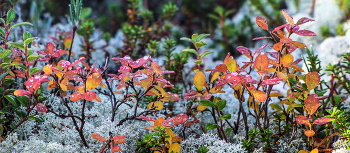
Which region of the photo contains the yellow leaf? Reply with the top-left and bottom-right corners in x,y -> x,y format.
270,92 -> 283,97
193,71 -> 206,90
210,71 -> 220,83
298,150 -> 309,153
226,56 -> 237,73
281,54 -> 293,66
147,102 -> 154,110
95,94 -> 101,102
154,101 -> 164,110
267,68 -> 276,73
279,100 -> 291,105
169,143 -> 181,153
310,148 -> 318,153
277,72 -> 288,82
151,62 -> 162,76
99,83 -> 106,89
43,64 -> 52,75
197,104 -> 207,111
64,37 -> 72,49
86,73 -> 102,90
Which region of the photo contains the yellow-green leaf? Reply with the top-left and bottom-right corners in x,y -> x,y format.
86,73 -> 102,90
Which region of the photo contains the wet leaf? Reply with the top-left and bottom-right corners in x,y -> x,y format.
254,52 -> 269,72
139,116 -> 156,121
225,56 -> 238,73
14,89 -> 31,96
306,71 -> 320,90
296,115 -> 311,125
225,72 -> 241,84
296,17 -> 315,25
36,103 -> 47,113
292,41 -> 306,49
91,133 -> 107,142
173,113 -> 188,125
193,71 -> 206,90
256,16 -> 268,30
43,65 -> 52,75
70,92 -> 83,101
86,73 -> 102,90
83,91 -> 97,101
273,42 -> 283,51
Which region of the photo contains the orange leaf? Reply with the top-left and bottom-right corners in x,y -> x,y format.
254,52 -> 269,72
193,71 -> 206,90
84,91 -> 97,101
86,73 -> 102,90
76,84 -> 85,93
140,78 -> 152,88
273,42 -> 283,51
112,135 -> 126,140
282,10 -> 294,27
281,54 -> 293,66
305,94 -> 319,115
113,139 -> 126,145
70,92 -> 83,101
111,146 -> 121,152
292,41 -> 306,49
67,84 -> 75,90
91,133 -> 107,142
304,129 -> 315,137
256,16 -> 269,30
253,90 -> 267,102
306,71 -> 320,90
154,118 -> 165,127
95,94 -> 101,102
43,65 -> 52,75
151,62 -> 162,75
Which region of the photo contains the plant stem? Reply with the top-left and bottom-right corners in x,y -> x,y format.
68,26 -> 77,62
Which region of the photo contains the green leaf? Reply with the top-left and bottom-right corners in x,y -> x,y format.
10,63 -> 27,70
287,105 -> 294,112
216,100 -> 226,111
0,124 -> 3,135
10,22 -> 33,30
0,109 -> 11,115
28,115 -> 44,122
200,100 -> 215,107
6,10 -> 15,24
181,49 -> 197,55
5,95 -> 19,107
24,37 -> 37,46
15,110 -> 26,120
29,67 -> 41,76
0,72 -> 8,80
332,95 -> 342,105
1,49 -> 11,58
23,31 -> 32,41
36,85 -> 43,95
317,90 -> 327,96
194,60 -> 202,65
194,41 -> 207,48
196,34 -> 210,42
0,18 -> 5,25
38,95 -> 48,102
10,122 -> 17,129
16,96 -> 29,107
292,86 -> 303,92
199,51 -> 214,58
270,103 -> 283,111
205,123 -> 220,130
219,113 -> 231,119
0,27 -> 5,36
27,55 -> 42,61
7,42 -> 24,50
180,37 -> 192,43
288,78 -> 298,85
191,34 -> 198,41
225,128 -> 233,136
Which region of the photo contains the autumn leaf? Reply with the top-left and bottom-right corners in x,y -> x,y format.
256,16 -> 269,30
225,72 -> 241,85
64,36 -> 72,49
154,101 -> 164,110
294,30 -> 316,36
169,143 -> 181,153
14,89 -> 31,96
151,62 -> 162,75
295,115 -> 311,125
193,71 -> 206,90
139,116 -> 156,121
111,146 -> 121,152
254,52 -> 269,72
83,91 -> 97,101
36,103 -> 47,113
70,92 -> 83,101
304,129 -> 315,137
91,133 -> 107,142
306,71 -> 320,90
225,56 -> 237,73
253,90 -> 267,102
282,10 -> 294,27
86,73 -> 102,90
313,117 -> 331,125
173,113 -> 188,125
281,54 -> 293,66
273,42 -> 283,51
43,64 -> 52,75
304,94 -> 319,116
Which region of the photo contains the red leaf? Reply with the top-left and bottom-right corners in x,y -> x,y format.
46,42 -> 55,55
242,77 -> 259,84
236,47 -> 252,60
306,71 -> 320,90
253,43 -> 268,56
215,64 -> 227,72
173,113 -> 188,125
261,77 -> 283,86
288,92 -> 301,98
280,38 -> 293,44
151,62 -> 162,75
14,89 -> 31,96
26,76 -> 48,93
36,103 -> 47,113
111,146 -> 121,152
70,57 -> 85,68
112,135 -> 126,140
84,91 -> 97,101
305,94 -> 319,115
225,72 -> 241,84
118,66 -> 131,73
185,119 -> 199,127
70,92 -> 83,101
183,90 -> 200,100
314,117 -> 331,125
282,10 -> 294,27
273,24 -> 288,32
58,61 -> 71,70
112,56 -> 133,66
214,78 -> 228,87
295,115 -> 311,125
296,17 -> 315,25
256,16 -> 269,30
139,116 -> 156,121
130,56 -> 149,68
252,36 -> 272,40
91,133 -> 107,142
254,52 -> 269,72
294,30 -> 316,36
